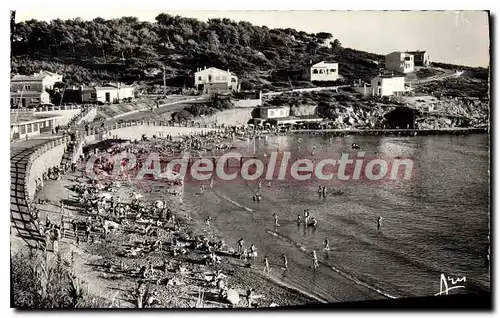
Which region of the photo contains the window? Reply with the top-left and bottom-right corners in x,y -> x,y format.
378,81 -> 382,86
198,76 -> 202,81
231,78 -> 236,83
319,69 -> 324,74
208,75 -> 212,82
404,57 -> 411,61
27,124 -> 32,133
279,110 -> 284,116
24,85 -> 31,90
222,76 -> 227,81
215,76 -> 221,80
33,123 -> 39,131
330,69 -> 337,73
20,125 -> 26,134
269,110 -> 275,117
313,69 -> 319,74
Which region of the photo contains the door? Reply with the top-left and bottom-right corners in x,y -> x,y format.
378,88 -> 382,96
105,92 -> 111,102
21,98 -> 26,107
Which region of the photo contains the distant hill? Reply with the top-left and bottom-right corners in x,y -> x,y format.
10,14 -> 385,90
10,13 -> 489,94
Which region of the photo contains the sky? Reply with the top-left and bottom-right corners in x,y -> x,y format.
15,10 -> 490,67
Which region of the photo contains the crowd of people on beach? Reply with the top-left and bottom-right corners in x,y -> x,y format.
23,118 -> 400,308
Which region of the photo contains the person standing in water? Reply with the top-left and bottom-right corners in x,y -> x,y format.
322,185 -> 328,198
377,216 -> 383,231
324,237 -> 330,251
318,186 -> 323,198
273,213 -> 279,227
312,250 -> 319,270
199,184 -> 204,195
304,209 -> 310,226
237,238 -> 245,254
282,254 -> 288,270
263,256 -> 270,273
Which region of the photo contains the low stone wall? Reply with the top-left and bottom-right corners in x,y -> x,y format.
37,109 -> 82,126
233,98 -> 262,108
26,142 -> 67,199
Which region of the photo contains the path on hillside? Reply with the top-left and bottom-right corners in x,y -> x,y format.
411,68 -> 461,85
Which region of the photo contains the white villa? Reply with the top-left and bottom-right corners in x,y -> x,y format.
385,51 -> 415,73
194,67 -> 240,94
309,61 -> 339,81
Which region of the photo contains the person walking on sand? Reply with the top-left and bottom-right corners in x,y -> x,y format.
322,185 -> 328,198
297,214 -> 302,224
263,255 -> 270,273
312,250 -> 319,270
377,216 -> 383,231
324,237 -> 330,251
282,254 -> 288,270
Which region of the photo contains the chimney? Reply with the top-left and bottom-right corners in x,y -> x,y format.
227,69 -> 230,73
204,66 -> 207,70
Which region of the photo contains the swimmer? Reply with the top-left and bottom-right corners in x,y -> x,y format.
273,213 -> 279,227
237,238 -> 245,254
263,256 -> 270,273
304,209 -> 310,225
377,216 -> 383,231
282,254 -> 288,270
310,217 -> 318,227
312,251 -> 319,270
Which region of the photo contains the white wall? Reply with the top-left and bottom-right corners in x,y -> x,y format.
107,126 -> 218,140
310,63 -> 339,81
37,109 -> 81,126
26,143 -> 66,199
233,98 -> 262,108
371,77 -> 405,96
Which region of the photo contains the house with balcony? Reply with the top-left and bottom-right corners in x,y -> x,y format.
194,67 -> 240,94
407,50 -> 430,67
385,52 -> 415,73
370,75 -> 409,97
309,61 -> 339,81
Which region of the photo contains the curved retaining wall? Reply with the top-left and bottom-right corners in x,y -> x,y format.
11,122 -> 218,248
11,137 -> 72,247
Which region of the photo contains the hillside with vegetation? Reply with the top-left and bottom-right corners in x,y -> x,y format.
11,13 -> 384,90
